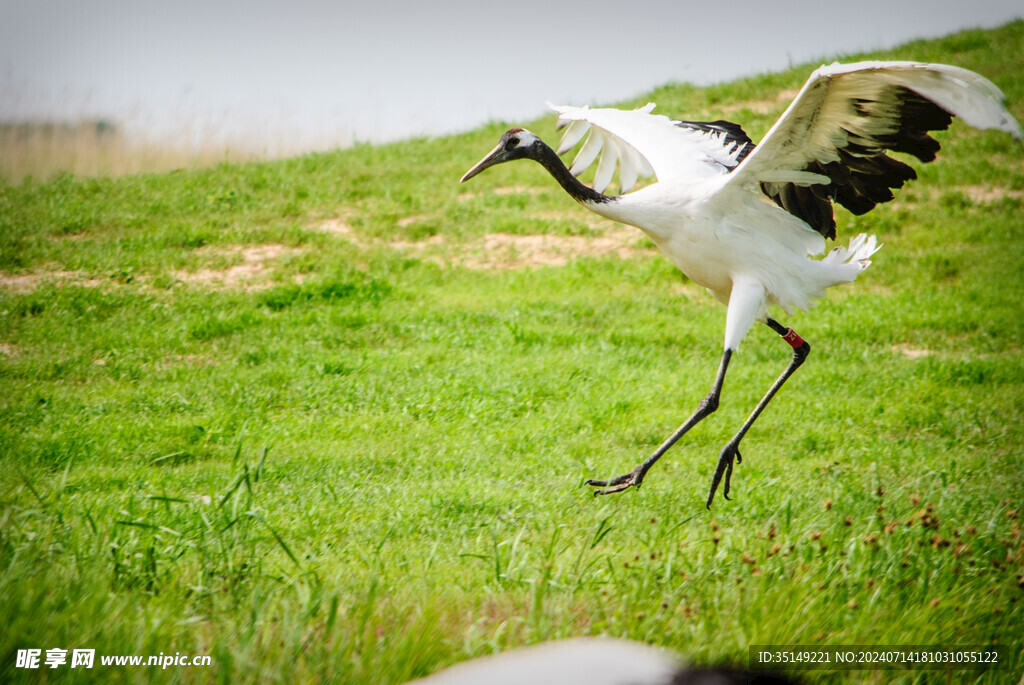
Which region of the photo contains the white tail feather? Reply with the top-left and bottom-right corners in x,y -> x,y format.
823,233 -> 880,270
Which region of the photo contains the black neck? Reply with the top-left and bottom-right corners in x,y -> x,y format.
532,140 -> 615,205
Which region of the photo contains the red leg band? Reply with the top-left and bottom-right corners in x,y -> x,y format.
782,328 -> 804,349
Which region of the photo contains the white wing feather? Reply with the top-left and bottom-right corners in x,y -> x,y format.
556,119 -> 589,154
570,130 -> 603,176
549,62 -> 1020,198
549,102 -> 744,193
593,138 -> 618,193
618,146 -> 639,195
723,61 -> 1022,193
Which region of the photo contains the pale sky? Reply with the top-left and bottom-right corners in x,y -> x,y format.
1,1 -> 1020,155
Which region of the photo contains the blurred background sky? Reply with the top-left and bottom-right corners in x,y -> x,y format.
1,1 -> 1021,158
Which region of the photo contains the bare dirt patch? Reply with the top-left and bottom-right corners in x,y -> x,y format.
313,217 -> 355,236
532,209 -> 612,231
0,343 -> 20,358
957,185 -> 1024,203
397,214 -> 431,228
493,185 -> 545,196
173,244 -> 302,290
389,234 -> 447,252
310,209 -> 360,238
307,208 -> 652,270
721,88 -> 800,115
207,244 -> 296,262
0,268 -> 105,293
50,232 -> 90,242
892,343 -> 934,359
457,185 -> 547,201
456,224 -> 651,270
893,185 -> 1023,210
0,272 -> 46,294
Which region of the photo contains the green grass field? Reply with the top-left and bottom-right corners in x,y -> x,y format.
2,21 -> 1023,684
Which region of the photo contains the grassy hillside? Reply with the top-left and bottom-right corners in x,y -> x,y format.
2,21 -> 1023,684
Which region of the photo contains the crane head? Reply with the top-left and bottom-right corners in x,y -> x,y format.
461,128 -> 540,182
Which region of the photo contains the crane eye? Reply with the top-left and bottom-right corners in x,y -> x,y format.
505,137 -> 520,150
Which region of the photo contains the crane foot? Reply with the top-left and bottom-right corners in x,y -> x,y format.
585,466 -> 646,495
706,441 -> 742,508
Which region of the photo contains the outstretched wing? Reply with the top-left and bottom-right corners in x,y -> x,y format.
721,61 -> 1023,239
549,103 -> 755,194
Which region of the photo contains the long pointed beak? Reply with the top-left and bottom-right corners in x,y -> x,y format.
460,143 -> 506,183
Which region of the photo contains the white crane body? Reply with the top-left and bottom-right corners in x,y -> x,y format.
588,185 -> 871,350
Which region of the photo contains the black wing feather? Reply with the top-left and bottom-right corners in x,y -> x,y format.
759,86 -> 953,239
676,119 -> 757,166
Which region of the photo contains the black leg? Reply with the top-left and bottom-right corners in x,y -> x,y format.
705,317 -> 810,508
586,348 -> 733,495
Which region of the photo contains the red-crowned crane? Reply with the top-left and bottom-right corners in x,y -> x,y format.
461,61 -> 1022,508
